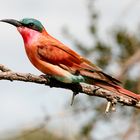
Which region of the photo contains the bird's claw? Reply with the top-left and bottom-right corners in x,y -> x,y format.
93,87 -> 100,93
39,74 -> 54,87
39,74 -> 52,79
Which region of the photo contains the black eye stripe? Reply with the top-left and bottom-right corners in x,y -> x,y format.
26,23 -> 40,32
22,22 -> 42,32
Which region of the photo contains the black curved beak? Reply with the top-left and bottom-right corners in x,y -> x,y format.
0,19 -> 22,27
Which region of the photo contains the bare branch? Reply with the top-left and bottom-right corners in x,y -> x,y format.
0,64 -> 140,110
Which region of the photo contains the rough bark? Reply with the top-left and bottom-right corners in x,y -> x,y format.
0,64 -> 140,112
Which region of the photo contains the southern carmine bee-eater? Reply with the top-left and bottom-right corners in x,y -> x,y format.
0,18 -> 140,104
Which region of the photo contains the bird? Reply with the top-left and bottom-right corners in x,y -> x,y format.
0,18 -> 140,104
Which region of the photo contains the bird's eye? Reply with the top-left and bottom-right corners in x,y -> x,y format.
28,22 -> 34,27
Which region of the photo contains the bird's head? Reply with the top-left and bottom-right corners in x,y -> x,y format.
0,18 -> 46,44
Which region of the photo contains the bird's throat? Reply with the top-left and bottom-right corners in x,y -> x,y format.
17,27 -> 40,45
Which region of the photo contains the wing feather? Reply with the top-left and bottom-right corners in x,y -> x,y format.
37,42 -> 120,84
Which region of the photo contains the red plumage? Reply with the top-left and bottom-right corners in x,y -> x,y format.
1,18 -> 140,101
18,27 -> 140,101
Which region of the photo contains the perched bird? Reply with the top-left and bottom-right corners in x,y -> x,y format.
1,18 -> 140,104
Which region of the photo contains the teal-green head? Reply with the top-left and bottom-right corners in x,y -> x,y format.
0,18 -> 44,33
0,18 -> 47,44
20,18 -> 44,32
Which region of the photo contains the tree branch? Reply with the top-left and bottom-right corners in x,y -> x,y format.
0,64 -> 140,111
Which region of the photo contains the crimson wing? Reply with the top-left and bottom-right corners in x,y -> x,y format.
37,42 -> 120,85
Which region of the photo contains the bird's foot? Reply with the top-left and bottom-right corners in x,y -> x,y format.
92,87 -> 100,93
39,74 -> 56,87
39,74 -> 52,79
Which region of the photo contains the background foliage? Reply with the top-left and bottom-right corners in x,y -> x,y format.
2,0 -> 140,140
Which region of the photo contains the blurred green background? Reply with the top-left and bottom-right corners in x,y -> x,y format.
0,0 -> 140,140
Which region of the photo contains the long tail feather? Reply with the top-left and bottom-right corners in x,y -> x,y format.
84,77 -> 140,100
95,82 -> 140,101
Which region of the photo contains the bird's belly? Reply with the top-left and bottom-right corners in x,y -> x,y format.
35,59 -> 77,83
25,53 -> 71,83
25,46 -> 84,83
26,51 -> 84,83
37,62 -> 84,83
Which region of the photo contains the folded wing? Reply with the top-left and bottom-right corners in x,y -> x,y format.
37,42 -> 120,85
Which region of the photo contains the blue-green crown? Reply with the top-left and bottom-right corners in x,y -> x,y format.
20,18 -> 44,32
